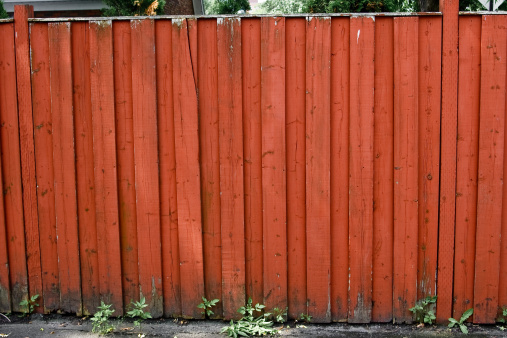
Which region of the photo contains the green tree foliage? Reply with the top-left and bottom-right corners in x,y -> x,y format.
102,0 -> 166,16
0,0 -> 9,19
204,0 -> 251,14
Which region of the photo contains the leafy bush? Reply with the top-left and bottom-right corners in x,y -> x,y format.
204,0 -> 251,14
0,0 -> 8,19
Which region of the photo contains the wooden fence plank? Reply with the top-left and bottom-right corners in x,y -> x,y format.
155,19 -> 182,318
172,18 -> 205,319
48,22 -> 82,315
112,20 -> 139,311
30,22 -> 60,313
306,16 -> 331,323
72,21 -> 100,315
242,18 -> 263,307
417,16 -> 441,300
0,23 -> 13,314
286,17 -> 307,319
348,16 -> 375,324
372,16 -> 393,323
217,17 -> 246,319
14,6 -> 43,312
261,16 -> 287,312
330,17 -> 349,323
437,0 -> 459,323
89,20 -> 123,314
0,22 -> 28,313
197,18 -> 222,318
454,16 -> 481,319
393,17 -> 418,324
474,15 -> 506,324
131,19 -> 163,318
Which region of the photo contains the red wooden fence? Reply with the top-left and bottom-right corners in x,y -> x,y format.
0,6 -> 506,324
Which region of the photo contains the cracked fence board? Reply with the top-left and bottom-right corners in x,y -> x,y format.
348,16 -> 374,324
393,17 -> 418,324
131,18 -> 163,318
305,16 -> 331,323
172,18 -> 205,319
416,16 -> 441,301
73,21 -> 100,315
48,22 -> 82,315
198,18 -> 222,318
261,16 -> 287,313
286,17 -> 307,320
0,21 -> 29,313
372,16 -> 393,323
454,16 -> 480,320
330,17 -> 349,323
30,23 -> 60,313
89,20 -> 123,315
217,17 -> 246,320
112,20 -> 139,311
155,19 -> 182,318
474,15 -> 506,324
242,18 -> 263,308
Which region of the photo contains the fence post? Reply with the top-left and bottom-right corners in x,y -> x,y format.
437,0 -> 459,324
13,5 -> 43,313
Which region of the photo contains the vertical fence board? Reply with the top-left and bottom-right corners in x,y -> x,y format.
73,22 -> 100,315
437,0 -> 459,324
90,19 -> 124,314
49,22 -> 82,315
242,18 -> 264,307
474,15 -> 506,324
172,18 -> 205,318
393,17 -> 418,324
198,18 -> 222,318
112,20 -> 139,310
155,20 -> 182,318
0,22 -> 28,313
30,23 -> 60,312
348,16 -> 375,324
0,23 -> 13,313
131,19 -> 163,317
330,17 -> 349,322
89,21 -> 123,314
261,16 -> 287,312
306,16 -> 331,323
417,17 -> 441,300
454,16 -> 481,319
286,17 -> 307,319
372,16 -> 394,323
217,17 -> 246,319
15,6 -> 43,311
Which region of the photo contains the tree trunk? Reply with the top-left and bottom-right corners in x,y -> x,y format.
418,0 -> 439,11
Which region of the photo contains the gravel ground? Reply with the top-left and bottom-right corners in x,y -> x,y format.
0,314 -> 506,338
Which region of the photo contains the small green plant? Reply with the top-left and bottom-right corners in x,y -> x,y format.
270,307 -> 287,323
19,294 -> 39,316
448,308 -> 473,334
221,298 -> 278,337
498,306 -> 507,323
409,295 -> 437,324
197,297 -> 219,318
127,297 -> 152,330
297,313 -> 312,323
91,302 -> 115,335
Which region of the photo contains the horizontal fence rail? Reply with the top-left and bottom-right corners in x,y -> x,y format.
0,8 -> 506,324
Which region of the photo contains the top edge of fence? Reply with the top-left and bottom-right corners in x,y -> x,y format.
0,18 -> 13,22
27,12 -> 442,22
459,10 -> 507,14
